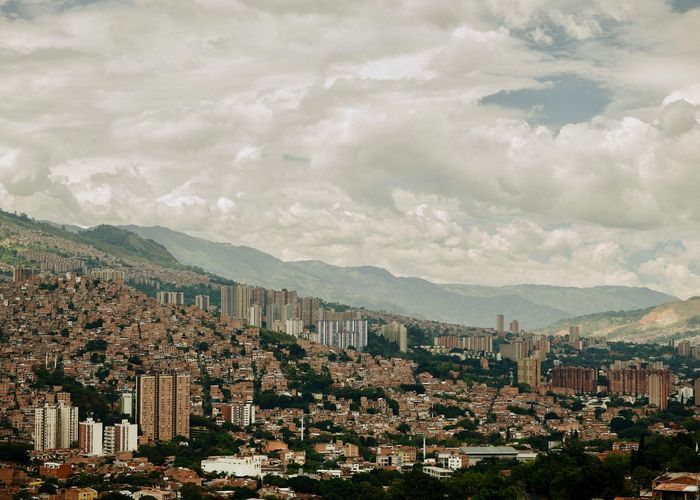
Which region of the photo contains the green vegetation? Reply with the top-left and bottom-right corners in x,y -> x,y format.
0,442 -> 31,464
260,328 -> 297,347
251,436 -> 700,500
365,331 -> 405,358
81,225 -> 178,267
286,363 -> 333,394
137,424 -> 242,471
32,367 -> 120,423
257,390 -> 311,411
0,209 -> 203,272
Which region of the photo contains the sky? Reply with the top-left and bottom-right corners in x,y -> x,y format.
1,0 -> 700,297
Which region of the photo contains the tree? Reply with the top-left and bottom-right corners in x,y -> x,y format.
397,423 -> 411,434
38,483 -> 57,494
180,483 -> 206,500
386,470 -> 445,500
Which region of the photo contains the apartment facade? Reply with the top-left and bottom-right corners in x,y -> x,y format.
136,373 -> 190,441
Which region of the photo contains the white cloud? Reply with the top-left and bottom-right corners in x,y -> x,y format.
0,0 -> 699,297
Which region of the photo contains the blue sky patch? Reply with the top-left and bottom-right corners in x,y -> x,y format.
480,74 -> 611,126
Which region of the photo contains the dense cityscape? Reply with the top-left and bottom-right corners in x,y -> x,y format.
1,211 -> 700,500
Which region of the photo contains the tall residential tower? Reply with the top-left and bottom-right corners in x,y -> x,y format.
136,373 -> 190,441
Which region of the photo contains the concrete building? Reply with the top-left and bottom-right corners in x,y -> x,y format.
649,372 -> 671,410
607,365 -> 672,400
517,356 -> 541,389
157,291 -> 184,306
119,391 -> 134,418
12,266 -> 38,283
496,314 -> 504,334
233,285 -> 251,320
285,319 -> 304,337
248,305 -> 262,327
434,335 -> 493,353
89,269 -> 125,281
459,446 -> 535,465
437,452 -> 469,470
551,366 -> 597,394
220,402 -> 255,427
78,417 -> 103,456
220,285 -> 235,318
136,373 -> 190,441
299,297 -> 321,327
200,456 -> 263,477
316,319 -> 368,352
500,340 -> 527,362
64,487 -> 98,500
569,326 -> 580,348
195,295 -> 210,311
423,466 -> 453,479
103,426 -> 114,455
380,321 -> 408,353
34,403 -> 78,451
103,419 -> 138,454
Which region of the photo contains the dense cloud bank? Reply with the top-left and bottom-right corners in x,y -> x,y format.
1,0 -> 699,296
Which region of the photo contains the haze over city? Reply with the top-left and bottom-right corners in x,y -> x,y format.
1,0 -> 700,296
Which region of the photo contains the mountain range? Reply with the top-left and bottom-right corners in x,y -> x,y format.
120,224 -> 676,329
0,208 -> 678,330
536,296 -> 700,342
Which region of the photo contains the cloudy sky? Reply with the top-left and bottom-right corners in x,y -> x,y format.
1,0 -> 700,297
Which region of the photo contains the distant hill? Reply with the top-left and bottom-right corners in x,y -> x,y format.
441,283 -> 673,319
40,220 -> 84,234
0,209 -> 183,270
537,297 -> 700,343
121,224 -> 676,329
80,225 -> 179,267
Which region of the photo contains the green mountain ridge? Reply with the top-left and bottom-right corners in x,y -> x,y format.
0,210 -> 185,271
120,224 -> 676,329
80,225 -> 179,268
1,208 -> 677,330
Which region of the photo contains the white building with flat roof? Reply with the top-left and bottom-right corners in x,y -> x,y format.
459,446 -> 536,465
200,455 -> 263,477
423,466 -> 453,479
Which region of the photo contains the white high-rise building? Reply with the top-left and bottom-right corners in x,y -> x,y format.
34,403 -> 78,451
78,417 -> 103,456
115,419 -> 138,452
248,305 -> 262,327
316,320 -> 368,351
59,403 -> 79,449
103,426 -> 115,455
222,402 -> 256,427
34,405 -> 58,451
103,419 -> 138,454
119,391 -> 134,418
285,319 -> 304,337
